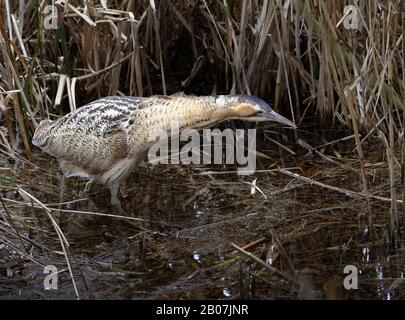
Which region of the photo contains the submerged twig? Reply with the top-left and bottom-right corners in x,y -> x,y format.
230,243 -> 297,285
277,168 -> 402,205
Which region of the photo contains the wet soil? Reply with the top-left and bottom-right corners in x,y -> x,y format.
1,125 -> 404,299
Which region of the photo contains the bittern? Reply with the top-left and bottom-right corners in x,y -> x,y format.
32,94 -> 296,207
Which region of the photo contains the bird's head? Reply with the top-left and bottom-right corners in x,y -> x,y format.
32,119 -> 53,148
215,95 -> 296,128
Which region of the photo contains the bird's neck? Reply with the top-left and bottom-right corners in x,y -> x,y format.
162,96 -> 234,130
128,96 -> 237,157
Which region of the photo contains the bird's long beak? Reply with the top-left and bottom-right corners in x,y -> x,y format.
264,110 -> 297,128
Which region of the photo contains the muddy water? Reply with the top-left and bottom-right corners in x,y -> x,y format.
1,126 -> 405,299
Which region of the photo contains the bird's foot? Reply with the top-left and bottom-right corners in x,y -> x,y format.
111,202 -> 125,214
111,196 -> 125,213
78,189 -> 88,198
109,182 -> 125,212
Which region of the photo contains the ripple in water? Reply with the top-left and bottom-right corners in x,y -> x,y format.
193,251 -> 202,263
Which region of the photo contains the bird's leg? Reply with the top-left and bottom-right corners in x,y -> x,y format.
84,178 -> 94,193
79,178 -> 94,197
110,182 -> 123,210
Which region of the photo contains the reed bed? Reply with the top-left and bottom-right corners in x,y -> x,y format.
0,0 -> 404,299
0,1 -> 403,133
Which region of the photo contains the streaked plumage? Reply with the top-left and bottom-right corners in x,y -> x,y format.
32,94 -> 295,207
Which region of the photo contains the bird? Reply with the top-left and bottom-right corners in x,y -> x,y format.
32,94 -> 296,208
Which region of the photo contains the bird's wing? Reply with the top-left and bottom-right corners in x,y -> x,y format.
53,96 -> 146,138
45,97 -> 150,173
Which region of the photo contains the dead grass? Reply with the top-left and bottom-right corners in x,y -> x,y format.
0,0 -> 404,299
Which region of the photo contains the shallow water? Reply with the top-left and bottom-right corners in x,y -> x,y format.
1,126 -> 405,299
